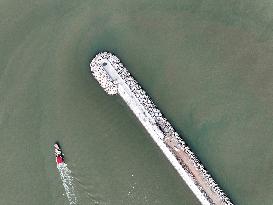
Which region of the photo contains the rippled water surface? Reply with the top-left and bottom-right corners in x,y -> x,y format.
1,1 -> 273,204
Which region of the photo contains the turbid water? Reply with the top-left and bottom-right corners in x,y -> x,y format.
0,0 -> 273,204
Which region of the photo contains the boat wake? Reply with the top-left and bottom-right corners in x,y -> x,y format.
57,163 -> 78,205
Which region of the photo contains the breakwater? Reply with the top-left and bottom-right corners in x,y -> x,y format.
90,52 -> 233,205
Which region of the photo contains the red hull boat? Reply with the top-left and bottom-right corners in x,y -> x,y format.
54,143 -> 64,165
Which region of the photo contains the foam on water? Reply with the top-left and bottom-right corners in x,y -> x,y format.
57,163 -> 77,205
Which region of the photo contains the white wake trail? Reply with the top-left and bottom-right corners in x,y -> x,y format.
57,163 -> 78,205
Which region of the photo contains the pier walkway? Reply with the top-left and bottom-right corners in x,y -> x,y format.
90,52 -> 233,205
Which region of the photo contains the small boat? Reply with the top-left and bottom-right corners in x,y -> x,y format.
54,143 -> 64,164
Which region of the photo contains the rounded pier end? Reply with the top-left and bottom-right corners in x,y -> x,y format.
90,52 -> 118,95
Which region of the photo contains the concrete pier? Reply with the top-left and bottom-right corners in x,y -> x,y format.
90,52 -> 233,205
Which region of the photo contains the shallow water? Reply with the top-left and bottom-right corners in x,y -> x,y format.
0,0 -> 273,204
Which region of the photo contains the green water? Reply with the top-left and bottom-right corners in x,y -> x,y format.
1,0 -> 273,204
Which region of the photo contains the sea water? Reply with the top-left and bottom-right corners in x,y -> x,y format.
0,0 -> 273,204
